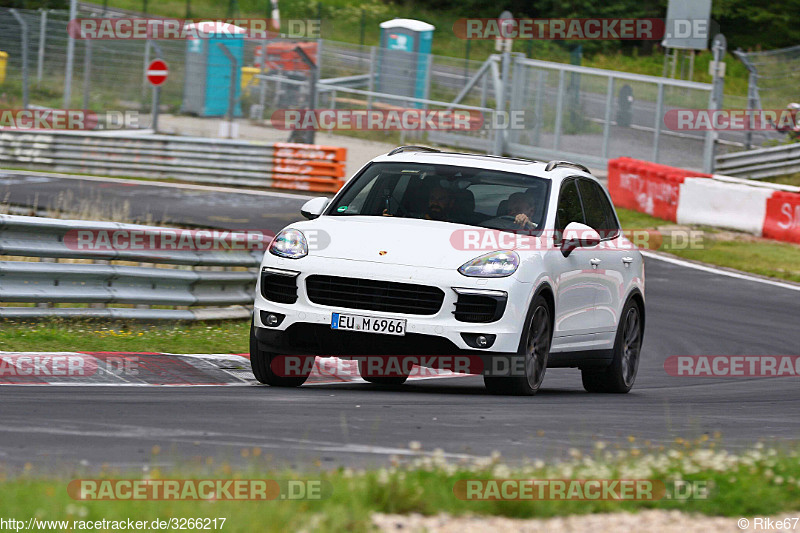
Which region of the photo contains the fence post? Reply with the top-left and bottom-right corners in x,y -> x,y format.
652,82 -> 664,163
367,47 -> 376,111
703,34 -> 726,174
734,49 -> 759,150
492,51 -> 511,156
10,9 -> 29,110
82,40 -> 92,110
36,9 -> 47,87
553,69 -> 566,151
64,0 -> 77,108
601,76 -> 614,159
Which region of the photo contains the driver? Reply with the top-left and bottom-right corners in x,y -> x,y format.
507,192 -> 537,230
425,186 -> 454,221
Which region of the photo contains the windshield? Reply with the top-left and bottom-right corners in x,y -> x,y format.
327,162 -> 550,231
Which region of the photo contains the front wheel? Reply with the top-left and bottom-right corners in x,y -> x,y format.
484,294 -> 551,396
250,321 -> 309,387
581,299 -> 643,393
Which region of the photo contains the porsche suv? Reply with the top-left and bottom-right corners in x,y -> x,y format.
251,147 -> 645,395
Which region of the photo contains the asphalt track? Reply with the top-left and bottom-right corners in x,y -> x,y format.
1,171 -> 799,470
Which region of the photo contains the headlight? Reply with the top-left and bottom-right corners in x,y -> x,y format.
269,229 -> 308,259
458,251 -> 519,278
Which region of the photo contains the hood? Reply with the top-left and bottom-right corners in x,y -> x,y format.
288,216 -> 498,270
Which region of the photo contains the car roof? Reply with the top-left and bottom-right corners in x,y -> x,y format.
369,148 -> 599,184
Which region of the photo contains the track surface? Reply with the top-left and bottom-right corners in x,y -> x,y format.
1,172 -> 799,469
0,171 -> 310,230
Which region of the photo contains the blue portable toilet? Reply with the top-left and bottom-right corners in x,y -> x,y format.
182,21 -> 245,117
377,19 -> 434,108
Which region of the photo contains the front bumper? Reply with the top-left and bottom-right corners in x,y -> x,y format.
253,255 -> 534,355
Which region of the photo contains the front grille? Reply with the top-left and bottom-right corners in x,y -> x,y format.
305,275 -> 444,315
261,269 -> 298,304
453,293 -> 507,323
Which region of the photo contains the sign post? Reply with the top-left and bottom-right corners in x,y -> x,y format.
146,58 -> 169,133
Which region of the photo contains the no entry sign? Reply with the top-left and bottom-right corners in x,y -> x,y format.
146,59 -> 169,86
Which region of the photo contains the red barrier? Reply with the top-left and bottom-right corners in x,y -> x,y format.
607,157 -> 711,222
763,191 -> 800,244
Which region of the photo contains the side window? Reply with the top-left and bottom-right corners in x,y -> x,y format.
555,179 -> 584,240
578,179 -> 619,239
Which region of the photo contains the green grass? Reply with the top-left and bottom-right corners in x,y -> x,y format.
0,319 -> 250,353
2,439 -> 800,531
616,207 -> 800,283
763,172 -> 800,188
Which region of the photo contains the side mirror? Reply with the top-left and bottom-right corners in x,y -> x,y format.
561,222 -> 601,257
300,197 -> 330,220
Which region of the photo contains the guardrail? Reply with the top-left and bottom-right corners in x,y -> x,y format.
715,143 -> 800,180
0,214 -> 265,320
0,131 -> 347,193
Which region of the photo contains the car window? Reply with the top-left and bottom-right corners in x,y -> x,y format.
328,162 -> 550,232
555,179 -> 584,240
578,179 -> 619,239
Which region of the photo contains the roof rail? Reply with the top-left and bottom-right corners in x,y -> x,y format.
387,145 -> 442,156
544,160 -> 590,173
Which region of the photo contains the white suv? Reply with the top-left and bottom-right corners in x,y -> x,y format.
251,147 -> 645,395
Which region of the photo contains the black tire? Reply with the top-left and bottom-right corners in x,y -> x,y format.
250,321 -> 309,387
484,294 -> 552,396
581,298 -> 643,393
357,359 -> 408,385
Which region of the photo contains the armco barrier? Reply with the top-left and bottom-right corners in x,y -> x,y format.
607,158 -> 712,222
609,157 -> 800,244
0,213 -> 263,320
0,131 -> 347,193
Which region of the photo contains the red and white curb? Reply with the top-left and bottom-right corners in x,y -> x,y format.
0,352 -> 469,386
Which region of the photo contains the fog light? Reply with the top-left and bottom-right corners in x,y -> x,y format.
260,311 -> 285,327
460,333 -> 496,349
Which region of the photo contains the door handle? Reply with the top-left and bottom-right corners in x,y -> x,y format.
622,257 -> 634,266
590,258 -> 602,269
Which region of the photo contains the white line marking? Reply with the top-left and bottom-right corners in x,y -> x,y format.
642,251 -> 800,292
2,169 -> 318,200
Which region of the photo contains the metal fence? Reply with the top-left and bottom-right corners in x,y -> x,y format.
0,130 -> 346,191
0,6 -> 765,174
0,213 -> 261,320
715,143 -> 800,180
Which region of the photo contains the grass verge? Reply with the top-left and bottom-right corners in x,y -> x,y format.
0,319 -> 250,353
1,439 -> 798,532
616,207 -> 800,283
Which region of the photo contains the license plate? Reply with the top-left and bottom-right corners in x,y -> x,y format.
331,312 -> 406,336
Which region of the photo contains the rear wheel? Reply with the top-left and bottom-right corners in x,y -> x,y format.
358,360 -> 408,385
581,299 -> 643,393
250,321 -> 309,387
484,294 -> 551,396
